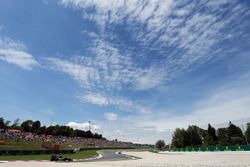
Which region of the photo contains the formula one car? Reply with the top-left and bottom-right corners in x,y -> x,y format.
50,155 -> 73,162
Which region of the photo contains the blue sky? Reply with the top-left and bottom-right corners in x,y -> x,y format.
0,0 -> 250,144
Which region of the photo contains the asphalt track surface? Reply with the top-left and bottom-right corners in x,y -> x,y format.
84,150 -> 133,162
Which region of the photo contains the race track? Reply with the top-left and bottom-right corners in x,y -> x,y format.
83,150 -> 134,162
1,151 -> 250,167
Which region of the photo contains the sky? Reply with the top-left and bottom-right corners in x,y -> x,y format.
0,0 -> 250,144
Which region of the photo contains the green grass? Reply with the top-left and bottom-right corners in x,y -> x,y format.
0,150 -> 98,161
149,149 -> 160,153
0,138 -> 99,150
0,138 -> 80,150
0,139 -> 43,150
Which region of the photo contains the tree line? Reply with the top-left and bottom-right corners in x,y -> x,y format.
171,121 -> 250,148
0,117 -> 103,139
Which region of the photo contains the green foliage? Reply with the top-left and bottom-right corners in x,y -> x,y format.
0,139 -> 44,150
31,120 -> 41,133
155,140 -> 165,150
0,150 -> 98,161
11,118 -> 21,130
227,121 -> 245,145
171,121 -> 249,148
0,117 -> 6,129
21,120 -> 34,132
186,125 -> 202,146
217,128 -> 231,146
0,116 -> 103,139
0,117 -> 10,129
246,123 -> 250,144
172,126 -> 203,148
204,124 -> 217,146
36,126 -> 46,135
171,128 -> 189,148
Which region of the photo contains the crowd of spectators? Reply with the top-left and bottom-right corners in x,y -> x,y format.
0,129 -> 133,148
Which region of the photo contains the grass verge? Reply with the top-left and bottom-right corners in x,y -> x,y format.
0,150 -> 98,161
149,149 -> 160,153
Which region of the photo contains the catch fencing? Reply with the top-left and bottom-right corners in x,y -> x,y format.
173,145 -> 250,152
0,150 -> 74,156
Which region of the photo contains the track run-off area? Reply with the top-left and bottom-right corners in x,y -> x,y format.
1,150 -> 250,167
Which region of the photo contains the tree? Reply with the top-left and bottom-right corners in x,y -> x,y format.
0,117 -> 10,130
227,122 -> 245,145
45,126 -> 54,135
171,128 -> 189,148
93,133 -> 102,139
245,123 -> 250,145
4,120 -> 11,129
0,116 -> 104,139
186,125 -> 202,146
217,122 -> 245,146
155,140 -> 165,150
36,126 -> 46,135
21,120 -> 33,132
208,124 -> 217,141
57,126 -> 73,137
0,117 -> 6,129
85,130 -> 94,138
31,120 -> 41,133
204,124 -> 217,146
217,128 -> 231,146
11,118 -> 21,129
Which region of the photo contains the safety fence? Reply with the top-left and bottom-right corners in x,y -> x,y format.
0,147 -> 134,156
0,150 -> 74,156
173,145 -> 250,152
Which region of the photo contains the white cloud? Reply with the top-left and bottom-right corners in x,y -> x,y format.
55,0 -> 250,116
55,0 -> 250,143
45,40 -> 155,113
67,121 -> 100,131
80,93 -> 150,113
59,0 -> 248,90
60,0 -> 174,29
134,67 -> 165,90
104,112 -> 118,121
0,49 -> 39,70
99,74 -> 250,143
45,57 -> 98,89
46,40 -> 137,91
0,38 -> 39,70
141,83 -> 250,133
81,93 -> 109,106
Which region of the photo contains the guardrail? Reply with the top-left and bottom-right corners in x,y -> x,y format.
172,145 -> 250,152
0,150 -> 74,156
0,147 -> 134,156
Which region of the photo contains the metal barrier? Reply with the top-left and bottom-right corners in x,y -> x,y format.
0,150 -> 74,156
0,147 -> 133,156
173,145 -> 250,152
